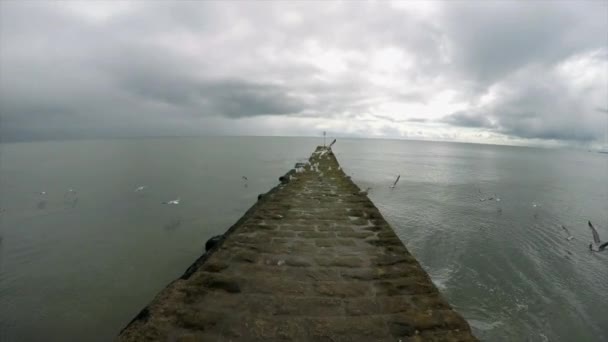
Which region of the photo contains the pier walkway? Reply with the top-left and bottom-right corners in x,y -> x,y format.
119,147 -> 477,341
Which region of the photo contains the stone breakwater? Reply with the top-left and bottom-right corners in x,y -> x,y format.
118,146 -> 477,342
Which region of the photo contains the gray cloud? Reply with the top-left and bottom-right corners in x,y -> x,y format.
443,112 -> 494,129
0,1 -> 606,146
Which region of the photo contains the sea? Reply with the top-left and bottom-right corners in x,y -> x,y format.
0,137 -> 606,341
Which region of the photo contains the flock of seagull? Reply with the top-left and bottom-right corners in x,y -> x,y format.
1,150 -> 606,254
476,189 -> 606,252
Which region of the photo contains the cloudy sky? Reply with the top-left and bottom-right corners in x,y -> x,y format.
1,1 -> 607,147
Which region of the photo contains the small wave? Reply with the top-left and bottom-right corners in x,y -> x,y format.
468,319 -> 504,331
429,266 -> 456,291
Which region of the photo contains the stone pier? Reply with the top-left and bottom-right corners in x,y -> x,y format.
118,147 -> 477,341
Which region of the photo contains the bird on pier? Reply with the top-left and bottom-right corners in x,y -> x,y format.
360,187 -> 372,195
390,175 -> 400,189
588,221 -> 608,252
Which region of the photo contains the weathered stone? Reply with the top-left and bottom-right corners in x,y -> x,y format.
298,231 -> 335,239
285,257 -> 312,267
344,298 -> 380,316
201,261 -> 229,273
315,239 -> 335,247
338,231 -> 373,239
274,297 -> 343,316
314,281 -> 371,298
315,256 -> 364,268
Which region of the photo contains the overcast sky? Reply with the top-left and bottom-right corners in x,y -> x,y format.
1,1 -> 607,147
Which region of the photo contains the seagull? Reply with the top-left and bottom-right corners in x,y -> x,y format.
162,198 -> 180,205
360,187 -> 372,195
38,191 -> 47,196
561,225 -> 574,241
390,175 -> 400,189
242,176 -> 248,181
134,186 -> 147,192
532,202 -> 539,208
478,189 -> 499,202
588,221 -> 608,252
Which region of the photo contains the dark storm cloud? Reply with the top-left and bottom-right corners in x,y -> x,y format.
440,1 -> 607,87
0,1 -> 606,145
442,112 -> 493,129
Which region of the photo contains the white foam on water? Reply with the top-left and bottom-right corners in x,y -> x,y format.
468,319 -> 504,331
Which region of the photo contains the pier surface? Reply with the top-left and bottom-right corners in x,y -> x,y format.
119,147 -> 476,341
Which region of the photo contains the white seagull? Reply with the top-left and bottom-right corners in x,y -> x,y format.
588,221 -> 608,252
162,198 -> 180,205
390,175 -> 400,189
360,187 -> 372,195
134,186 -> 147,192
561,225 -> 574,241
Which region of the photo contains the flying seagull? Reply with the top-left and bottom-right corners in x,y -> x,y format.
162,198 -> 180,205
561,225 -> 574,241
242,176 -> 248,181
134,186 -> 147,192
38,191 -> 47,196
477,188 -> 489,202
588,221 -> 608,252
390,175 -> 400,189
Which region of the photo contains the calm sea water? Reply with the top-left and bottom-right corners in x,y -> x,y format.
0,137 -> 606,341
